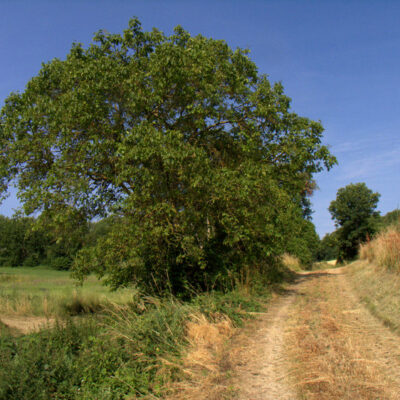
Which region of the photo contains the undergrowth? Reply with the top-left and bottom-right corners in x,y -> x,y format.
0,287 -> 270,399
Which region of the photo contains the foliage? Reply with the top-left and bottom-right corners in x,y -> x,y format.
329,183 -> 380,262
284,217 -> 320,267
85,216 -> 117,247
0,18 -> 335,293
0,216 -> 47,267
0,214 -> 114,270
316,231 -> 339,261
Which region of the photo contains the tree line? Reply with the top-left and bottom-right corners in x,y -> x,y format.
0,215 -> 114,269
0,211 -> 321,270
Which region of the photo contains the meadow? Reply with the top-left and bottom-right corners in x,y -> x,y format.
0,266 -> 137,317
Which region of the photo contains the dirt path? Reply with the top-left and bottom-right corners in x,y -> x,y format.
233,267 -> 400,399
1,316 -> 55,334
233,292 -> 297,399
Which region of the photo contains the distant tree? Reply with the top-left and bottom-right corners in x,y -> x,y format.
316,231 -> 339,261
285,217 -> 320,267
380,209 -> 400,228
0,216 -> 47,266
0,212 -> 88,269
84,217 -> 117,248
329,183 -> 380,262
0,18 -> 336,292
38,209 -> 88,270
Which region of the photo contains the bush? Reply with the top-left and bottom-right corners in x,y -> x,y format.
59,294 -> 104,316
0,311 -> 185,399
49,256 -> 72,271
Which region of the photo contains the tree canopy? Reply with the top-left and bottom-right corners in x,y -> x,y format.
329,183 -> 380,262
0,18 -> 336,293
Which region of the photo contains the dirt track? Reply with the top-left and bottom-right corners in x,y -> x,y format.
234,267 -> 400,399
1,316 -> 55,334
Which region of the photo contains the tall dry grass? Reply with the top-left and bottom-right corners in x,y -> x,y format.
281,253 -> 301,271
360,225 -> 400,271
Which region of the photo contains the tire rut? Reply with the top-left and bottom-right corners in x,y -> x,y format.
234,292 -> 297,399
233,266 -> 400,399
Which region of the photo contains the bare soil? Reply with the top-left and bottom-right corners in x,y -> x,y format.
231,266 -> 400,399
232,292 -> 297,399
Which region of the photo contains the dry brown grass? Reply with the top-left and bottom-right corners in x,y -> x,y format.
170,313 -> 236,400
0,296 -> 36,316
287,269 -> 400,399
282,253 -> 301,271
348,260 -> 400,334
360,226 -> 400,271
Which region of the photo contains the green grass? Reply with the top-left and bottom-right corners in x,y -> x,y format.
0,283 -> 271,399
0,265 -> 275,398
0,266 -> 137,317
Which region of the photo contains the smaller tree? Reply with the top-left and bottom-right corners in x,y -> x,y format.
316,231 -> 339,262
285,217 -> 320,267
329,183 -> 380,262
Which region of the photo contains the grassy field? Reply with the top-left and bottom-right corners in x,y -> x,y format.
0,266 -> 137,317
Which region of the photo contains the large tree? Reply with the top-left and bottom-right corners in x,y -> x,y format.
329,183 -> 380,262
0,19 -> 335,292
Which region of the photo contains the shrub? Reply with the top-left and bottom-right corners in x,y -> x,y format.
59,294 -> 104,316
49,256 -> 72,271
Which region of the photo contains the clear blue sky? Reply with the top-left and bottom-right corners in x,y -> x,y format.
1,0 -> 399,237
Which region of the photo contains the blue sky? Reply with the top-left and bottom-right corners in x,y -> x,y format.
1,0 -> 399,237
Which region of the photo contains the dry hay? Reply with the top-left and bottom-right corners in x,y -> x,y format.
169,313 -> 235,400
